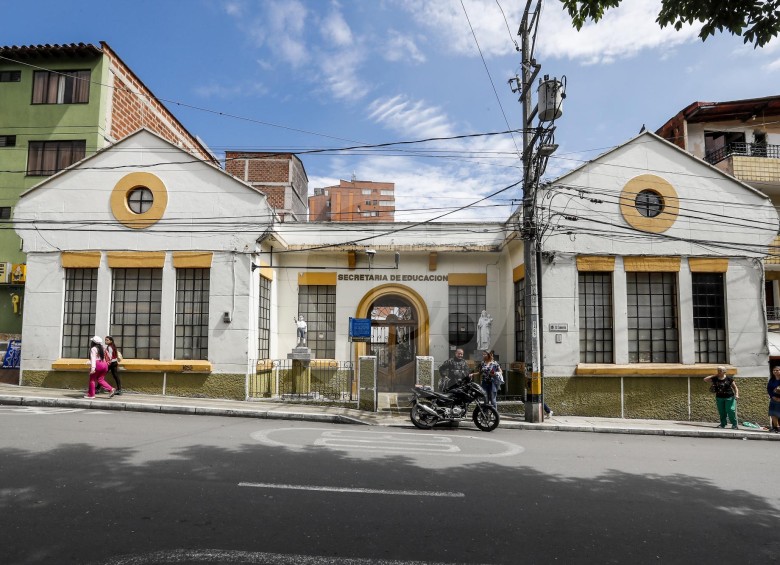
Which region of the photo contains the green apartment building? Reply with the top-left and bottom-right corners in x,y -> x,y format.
0,42 -> 214,337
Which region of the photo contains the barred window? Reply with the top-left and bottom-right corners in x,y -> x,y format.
448,285 -> 486,351
579,272 -> 614,363
32,70 -> 90,104
692,272 -> 727,364
62,269 -> 97,358
514,279 -> 525,362
627,272 -> 679,363
298,285 -> 336,358
175,268 -> 209,360
110,268 -> 162,359
258,275 -> 271,359
27,140 -> 86,176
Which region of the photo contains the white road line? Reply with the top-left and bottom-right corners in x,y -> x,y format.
238,482 -> 465,498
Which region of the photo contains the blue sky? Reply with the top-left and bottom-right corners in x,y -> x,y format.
2,0 -> 778,221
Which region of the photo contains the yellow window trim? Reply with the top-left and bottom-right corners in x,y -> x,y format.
689,258 -> 729,273
107,252 -> 166,268
575,364 -> 736,377
448,273 -> 487,286
623,256 -> 681,272
576,256 -> 615,272
512,264 -> 525,282
52,359 -> 212,373
61,251 -> 101,269
619,174 -> 679,234
298,272 -> 337,285
172,252 -> 213,269
110,172 -> 168,230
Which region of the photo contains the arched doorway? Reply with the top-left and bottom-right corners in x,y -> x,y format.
369,294 -> 417,392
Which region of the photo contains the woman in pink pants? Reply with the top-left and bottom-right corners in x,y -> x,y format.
84,336 -> 115,399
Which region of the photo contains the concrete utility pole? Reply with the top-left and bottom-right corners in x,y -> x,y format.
510,0 -> 563,422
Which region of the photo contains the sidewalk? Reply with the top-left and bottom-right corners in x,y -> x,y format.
0,383 -> 777,441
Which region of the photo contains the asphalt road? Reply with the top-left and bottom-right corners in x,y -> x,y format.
0,406 -> 778,564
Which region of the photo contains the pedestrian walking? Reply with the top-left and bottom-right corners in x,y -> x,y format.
704,366 -> 739,429
472,350 -> 502,409
104,336 -> 123,396
768,366 -> 780,433
84,336 -> 115,399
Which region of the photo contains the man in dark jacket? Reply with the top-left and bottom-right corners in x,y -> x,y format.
438,348 -> 469,391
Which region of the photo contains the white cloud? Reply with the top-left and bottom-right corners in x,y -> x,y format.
766,58 -> 780,71
321,10 -> 353,46
194,81 -> 268,99
384,30 -> 426,63
367,95 -> 455,139
320,49 -> 371,101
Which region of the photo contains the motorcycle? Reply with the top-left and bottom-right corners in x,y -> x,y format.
409,376 -> 500,432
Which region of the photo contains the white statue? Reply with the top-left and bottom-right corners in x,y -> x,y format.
294,315 -> 307,346
477,310 -> 492,350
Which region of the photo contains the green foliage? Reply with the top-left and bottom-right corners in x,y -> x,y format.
559,0 -> 780,48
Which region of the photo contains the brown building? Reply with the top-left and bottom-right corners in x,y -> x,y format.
309,179 -> 395,222
224,152 -> 308,222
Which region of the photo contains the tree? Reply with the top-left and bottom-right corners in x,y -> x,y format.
559,0 -> 780,48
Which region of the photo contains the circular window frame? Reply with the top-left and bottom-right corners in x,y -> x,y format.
619,174 -> 679,233
127,186 -> 155,214
635,189 -> 664,218
110,172 -> 168,229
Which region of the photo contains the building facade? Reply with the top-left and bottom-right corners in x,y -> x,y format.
14,130 -> 779,421
0,42 -> 214,335
309,179 -> 395,222
224,152 -> 308,222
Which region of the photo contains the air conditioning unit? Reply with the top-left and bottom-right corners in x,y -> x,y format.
0,263 -> 11,284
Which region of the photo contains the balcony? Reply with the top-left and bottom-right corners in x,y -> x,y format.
706,143 -> 780,192
706,142 -> 780,165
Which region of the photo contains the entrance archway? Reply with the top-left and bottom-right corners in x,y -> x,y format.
355,284 -> 429,393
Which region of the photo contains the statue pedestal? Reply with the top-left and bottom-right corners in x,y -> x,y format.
287,347 -> 312,394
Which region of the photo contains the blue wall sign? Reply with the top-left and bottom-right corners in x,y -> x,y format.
349,317 -> 372,341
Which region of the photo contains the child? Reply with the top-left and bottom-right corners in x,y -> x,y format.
84,336 -> 115,399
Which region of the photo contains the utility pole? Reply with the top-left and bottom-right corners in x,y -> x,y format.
510,0 -> 564,423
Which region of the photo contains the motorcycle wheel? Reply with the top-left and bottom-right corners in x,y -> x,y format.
410,404 -> 436,429
472,405 -> 500,432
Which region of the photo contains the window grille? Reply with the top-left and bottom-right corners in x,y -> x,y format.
0,70 -> 21,82
0,135 -> 16,147
448,285 -> 486,351
62,268 -> 97,358
297,285 -> 336,358
110,268 -> 162,359
627,272 -> 679,363
514,279 -> 525,362
692,272 -> 727,364
175,268 -> 209,360
258,275 -> 271,359
579,272 -> 614,363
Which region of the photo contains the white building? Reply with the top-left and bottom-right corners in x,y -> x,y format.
13,129 -> 779,420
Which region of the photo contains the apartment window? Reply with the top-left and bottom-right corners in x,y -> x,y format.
0,135 -> 16,147
62,268 -> 98,358
380,190 -> 394,196
627,272 -> 679,363
27,140 -> 86,176
258,275 -> 271,359
449,285 -> 486,350
0,70 -> 21,82
362,189 -> 372,195
579,272 -> 614,363
381,200 -> 395,207
298,285 -> 336,358
692,273 -> 727,364
0,207 -> 10,220
32,70 -> 90,104
175,268 -> 210,360
514,279 -> 525,362
110,268 -> 162,359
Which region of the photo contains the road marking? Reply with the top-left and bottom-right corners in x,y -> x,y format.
251,427 -> 524,458
93,548 -> 491,564
0,406 -> 100,415
238,481 -> 464,498
314,431 -> 461,453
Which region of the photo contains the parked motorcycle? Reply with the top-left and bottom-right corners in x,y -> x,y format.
409,376 -> 500,432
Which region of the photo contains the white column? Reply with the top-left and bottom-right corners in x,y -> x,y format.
613,257 -> 628,364
679,261 -> 694,365
159,253 -> 176,360
95,253 -> 111,338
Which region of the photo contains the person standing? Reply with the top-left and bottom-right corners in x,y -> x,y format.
704,366 -> 739,429
84,336 -> 115,399
768,366 -> 780,433
472,350 -> 502,409
438,348 -> 469,391
104,336 -> 123,396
